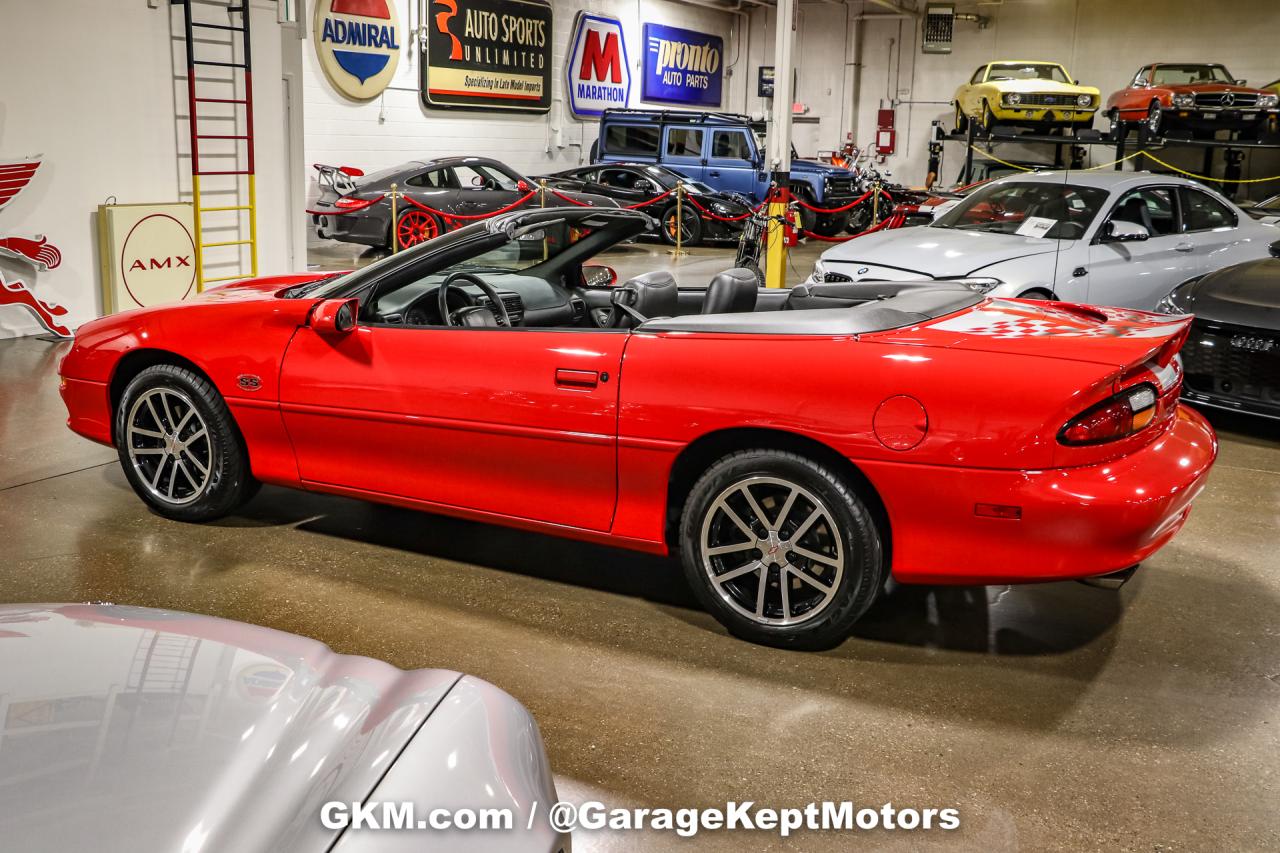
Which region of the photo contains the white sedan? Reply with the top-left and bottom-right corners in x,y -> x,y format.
809,171 -> 1278,309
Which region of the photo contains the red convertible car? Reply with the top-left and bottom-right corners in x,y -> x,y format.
1105,63 -> 1280,139
59,208 -> 1216,649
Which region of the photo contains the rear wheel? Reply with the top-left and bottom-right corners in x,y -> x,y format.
115,365 -> 258,522
395,207 -> 441,250
679,449 -> 884,650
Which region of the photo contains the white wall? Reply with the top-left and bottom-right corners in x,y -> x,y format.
302,0 -> 743,186
0,0 -> 305,339
742,0 -> 1280,194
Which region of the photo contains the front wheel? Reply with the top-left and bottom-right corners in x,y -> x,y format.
1146,102 -> 1163,137
954,102 -> 969,134
982,101 -> 999,133
678,449 -> 884,650
1108,109 -> 1126,141
812,212 -> 851,237
660,204 -> 702,246
115,365 -> 258,522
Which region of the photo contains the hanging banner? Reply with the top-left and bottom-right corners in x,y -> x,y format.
423,0 -> 552,113
641,23 -> 723,108
565,12 -> 630,119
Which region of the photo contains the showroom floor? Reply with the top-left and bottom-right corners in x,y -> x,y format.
2,239 -> 1278,850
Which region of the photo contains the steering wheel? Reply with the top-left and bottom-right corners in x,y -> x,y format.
438,271 -> 515,327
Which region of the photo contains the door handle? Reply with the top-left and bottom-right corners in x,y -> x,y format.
1175,242 -> 1194,252
708,170 -> 721,177
1072,266 -> 1088,278
555,368 -> 599,389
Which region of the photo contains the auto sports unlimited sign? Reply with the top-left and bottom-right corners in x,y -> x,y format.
314,0 -> 403,101
566,12 -> 630,119
641,23 -> 723,107
424,0 -> 552,113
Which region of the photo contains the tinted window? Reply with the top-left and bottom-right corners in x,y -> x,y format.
599,169 -> 650,190
453,164 -> 521,192
933,181 -> 1109,240
1110,187 -> 1177,236
665,128 -> 703,157
405,169 -> 450,189
985,63 -> 1070,84
711,130 -> 753,161
604,124 -> 660,157
1150,64 -> 1234,85
1181,189 -> 1237,231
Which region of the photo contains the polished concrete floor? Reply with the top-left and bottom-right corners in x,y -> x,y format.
3,240 -> 1279,850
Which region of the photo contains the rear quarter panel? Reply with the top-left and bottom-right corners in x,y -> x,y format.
611,329 -> 1117,544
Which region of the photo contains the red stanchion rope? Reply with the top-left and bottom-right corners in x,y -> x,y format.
402,190 -> 539,222
620,187 -> 678,209
800,212 -> 906,242
546,188 -> 594,207
790,188 -> 892,214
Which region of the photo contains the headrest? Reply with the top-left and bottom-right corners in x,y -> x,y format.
703,268 -> 758,314
619,270 -> 679,319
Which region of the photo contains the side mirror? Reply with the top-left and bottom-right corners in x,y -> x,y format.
517,179 -> 531,192
1269,238 -> 1280,259
312,298 -> 359,335
1104,220 -> 1150,242
583,264 -> 617,288
1236,79 -> 1249,86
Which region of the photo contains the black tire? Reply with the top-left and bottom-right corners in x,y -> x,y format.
1108,109 -> 1126,141
791,188 -> 819,234
982,101 -> 999,133
1018,288 -> 1054,300
678,449 -> 884,650
845,204 -> 874,235
954,102 -> 969,135
115,365 -> 258,522
812,211 -> 851,237
660,204 -> 703,246
1146,101 -> 1163,137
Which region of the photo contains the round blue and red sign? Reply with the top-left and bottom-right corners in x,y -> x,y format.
315,0 -> 402,100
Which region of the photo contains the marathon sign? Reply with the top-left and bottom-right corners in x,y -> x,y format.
565,12 -> 630,118
641,23 -> 723,108
423,0 -> 552,113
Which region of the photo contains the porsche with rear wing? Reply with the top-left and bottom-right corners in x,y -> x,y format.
59,207 -> 1216,649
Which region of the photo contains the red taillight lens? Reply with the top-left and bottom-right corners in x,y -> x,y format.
334,196 -> 376,211
1058,383 -> 1159,446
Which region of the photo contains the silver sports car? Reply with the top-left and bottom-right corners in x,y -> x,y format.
0,604 -> 568,853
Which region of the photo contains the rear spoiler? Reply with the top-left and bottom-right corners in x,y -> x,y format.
313,163 -> 363,196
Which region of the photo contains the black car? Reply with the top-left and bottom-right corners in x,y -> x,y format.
535,163 -> 752,246
1159,253 -> 1280,420
308,156 -> 615,251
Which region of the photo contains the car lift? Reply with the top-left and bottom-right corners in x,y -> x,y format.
173,0 -> 259,291
952,120 -> 1280,198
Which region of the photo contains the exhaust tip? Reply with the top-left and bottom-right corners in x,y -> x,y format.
1079,565 -> 1140,591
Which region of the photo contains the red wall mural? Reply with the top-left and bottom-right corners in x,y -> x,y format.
0,158 -> 72,337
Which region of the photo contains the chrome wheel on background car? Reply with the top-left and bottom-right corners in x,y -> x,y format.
125,387 -> 211,506
679,449 -> 883,649
1146,103 -> 1162,135
700,476 -> 844,626
115,365 -> 259,522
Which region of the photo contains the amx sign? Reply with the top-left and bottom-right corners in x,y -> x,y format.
641,23 -> 722,107
566,12 -> 630,118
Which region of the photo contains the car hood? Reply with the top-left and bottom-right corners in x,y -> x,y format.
791,159 -> 858,179
1190,259 -> 1280,331
0,604 -> 460,853
819,225 -> 1059,279
982,79 -> 1099,96
1158,82 -> 1271,95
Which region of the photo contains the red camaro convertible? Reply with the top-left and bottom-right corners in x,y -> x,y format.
59,208 -> 1216,648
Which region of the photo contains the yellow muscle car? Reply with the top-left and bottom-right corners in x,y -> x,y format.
954,61 -> 1100,133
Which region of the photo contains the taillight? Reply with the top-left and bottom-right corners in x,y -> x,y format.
334,196 -> 377,212
1058,383 -> 1159,446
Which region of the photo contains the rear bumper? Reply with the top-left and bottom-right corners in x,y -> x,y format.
862,405 -> 1217,585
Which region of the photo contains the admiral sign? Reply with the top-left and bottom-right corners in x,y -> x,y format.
566,12 -> 630,119
424,0 -> 552,113
314,0 -> 403,101
642,23 -> 723,107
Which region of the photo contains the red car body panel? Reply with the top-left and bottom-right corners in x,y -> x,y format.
59,278 -> 1217,585
1106,65 -> 1278,132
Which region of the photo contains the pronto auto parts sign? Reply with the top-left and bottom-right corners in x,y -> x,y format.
423,0 -> 552,113
642,23 -> 723,108
314,0 -> 403,101
566,12 -> 630,119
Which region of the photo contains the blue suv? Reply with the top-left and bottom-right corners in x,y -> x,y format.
594,109 -> 861,236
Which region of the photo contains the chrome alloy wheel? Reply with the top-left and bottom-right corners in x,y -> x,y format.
125,387 -> 212,506
699,476 -> 845,627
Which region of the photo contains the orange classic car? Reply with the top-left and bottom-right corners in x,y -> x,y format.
1105,63 -> 1279,139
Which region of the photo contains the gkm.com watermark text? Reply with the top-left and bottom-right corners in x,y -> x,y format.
321,800 -> 961,839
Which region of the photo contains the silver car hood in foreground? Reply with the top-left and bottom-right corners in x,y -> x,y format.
0,605 -> 564,853
818,225 -> 1059,279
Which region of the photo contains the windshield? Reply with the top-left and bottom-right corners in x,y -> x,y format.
1150,64 -> 1234,85
986,63 -> 1070,84
933,181 -> 1109,240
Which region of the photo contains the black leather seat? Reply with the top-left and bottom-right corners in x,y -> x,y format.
1115,197 -> 1154,233
610,271 -> 679,328
702,268 -> 758,314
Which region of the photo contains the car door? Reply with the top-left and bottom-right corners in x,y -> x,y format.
661,127 -> 705,183
1178,186 -> 1247,272
591,167 -> 657,208
1086,185 -> 1198,308
451,163 -> 523,217
278,322 -> 626,532
704,129 -> 760,198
